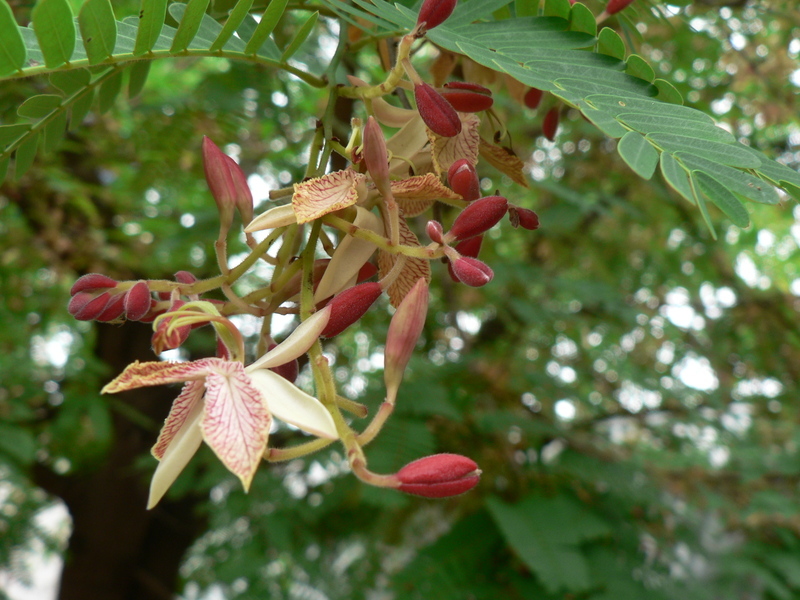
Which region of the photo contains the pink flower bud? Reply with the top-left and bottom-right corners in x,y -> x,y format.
451,256 -> 493,287
445,195 -> 508,243
362,116 -> 391,197
447,235 -> 483,282
416,0 -> 457,32
70,273 -> 118,296
426,220 -> 444,244
203,136 -> 236,232
447,158 -> 481,202
396,453 -> 480,498
224,154 -> 254,227
95,293 -> 127,322
523,87 -> 543,110
357,261 -> 378,283
508,205 -> 540,230
124,281 -> 152,321
384,278 -> 429,404
606,0 -> 634,15
440,82 -> 494,113
543,107 -> 559,142
320,282 -> 383,338
415,83 -> 462,138
68,291 -> 111,321
174,270 -> 198,285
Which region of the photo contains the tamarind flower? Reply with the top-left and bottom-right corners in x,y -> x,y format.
104,308 -> 337,509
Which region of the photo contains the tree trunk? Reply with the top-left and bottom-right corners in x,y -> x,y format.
34,322 -> 206,600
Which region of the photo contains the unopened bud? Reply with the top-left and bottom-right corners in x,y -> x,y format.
447,158 -> 480,202
224,154 -> 254,227
357,261 -> 378,282
321,282 -> 383,338
543,107 -> 559,142
440,82 -> 493,113
384,278 -> 429,405
523,87 -> 543,110
508,205 -> 540,230
426,220 -> 444,244
416,0 -> 457,32
606,0 -> 635,15
68,291 -> 111,321
95,293 -> 127,322
447,235 -> 483,281
451,256 -> 493,287
70,273 -> 118,296
175,270 -> 198,285
396,453 -> 480,498
265,344 -> 300,383
415,83 -> 462,138
445,195 -> 508,243
151,301 -> 191,354
203,136 -> 236,232
124,281 -> 152,321
362,116 -> 391,197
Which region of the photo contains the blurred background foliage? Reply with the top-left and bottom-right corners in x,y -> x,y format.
2,0 -> 800,598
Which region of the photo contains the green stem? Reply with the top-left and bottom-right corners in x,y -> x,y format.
322,214 -> 445,259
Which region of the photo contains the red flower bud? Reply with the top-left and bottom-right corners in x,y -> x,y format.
447,158 -> 481,202
397,453 -> 480,498
440,82 -> 494,113
174,271 -> 198,285
320,282 -> 383,338
415,83 -> 462,138
151,300 -> 191,354
265,344 -> 300,383
124,281 -> 152,321
426,220 -> 444,244
357,261 -> 378,283
606,0 -> 634,15
363,116 -> 391,197
447,235 -> 483,281
95,293 -> 127,322
445,195 -> 508,243
416,0 -> 457,32
508,205 -> 540,230
70,273 -> 118,296
69,291 -> 111,321
543,107 -> 559,142
451,256 -> 493,287
523,87 -> 543,110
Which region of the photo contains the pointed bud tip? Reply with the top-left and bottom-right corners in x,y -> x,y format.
416,0 -> 458,32
415,83 -> 462,138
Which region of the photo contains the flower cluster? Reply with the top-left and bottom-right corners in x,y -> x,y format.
69,0 -> 542,508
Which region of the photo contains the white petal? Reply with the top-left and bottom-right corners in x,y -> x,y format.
249,370 -> 338,440
244,204 -> 297,232
246,306 -> 332,372
147,398 -> 204,509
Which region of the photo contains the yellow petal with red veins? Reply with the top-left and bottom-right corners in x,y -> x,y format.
429,113 -> 481,177
147,396 -> 204,509
101,358 -> 218,394
292,170 -> 368,224
391,173 -> 463,217
479,139 -> 529,188
201,362 -> 272,492
152,380 -> 206,460
377,216 -> 431,307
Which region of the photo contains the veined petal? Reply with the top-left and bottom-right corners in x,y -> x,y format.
147,396 -> 204,509
246,306 -> 332,372
249,370 -> 338,440
201,362 -> 271,492
479,139 -> 528,188
377,217 -> 431,307
152,380 -> 206,460
101,358 -> 220,394
429,113 -> 481,177
292,170 -> 367,224
387,118 -> 430,177
392,172 -> 463,217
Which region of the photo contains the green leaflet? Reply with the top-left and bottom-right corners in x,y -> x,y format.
568,1 -> 596,36
447,0 -> 515,26
169,0 -> 211,52
677,152 -> 780,205
0,1 -> 26,77
18,94 -> 62,118
653,78 -> 683,104
586,94 -> 714,124
659,152 -> 695,205
244,0 -> 289,55
625,54 -> 654,82
79,0 -> 117,65
14,134 -> 39,180
42,110 -> 67,153
580,107 -> 628,138
597,27 -> 625,60
616,113 -> 734,144
543,0 -> 571,18
98,68 -> 123,113
127,60 -> 150,98
694,170 -> 750,228
133,0 -> 167,55
32,0 -> 76,68
69,88 -> 94,128
617,130 -> 658,179
280,11 -> 318,62
0,124 -> 32,148
209,0 -> 253,51
648,133 -> 761,169
50,69 -> 91,95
